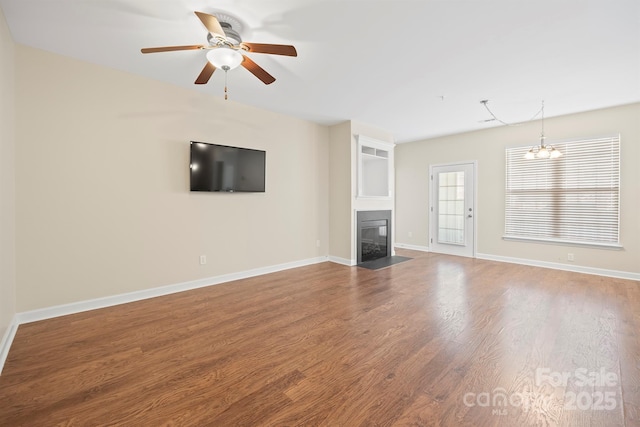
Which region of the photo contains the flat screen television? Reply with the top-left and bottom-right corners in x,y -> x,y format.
190,141 -> 266,192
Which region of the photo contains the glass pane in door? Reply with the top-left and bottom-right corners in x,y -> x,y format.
438,171 -> 465,244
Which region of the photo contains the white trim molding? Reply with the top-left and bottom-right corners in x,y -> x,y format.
328,256 -> 356,266
16,256 -> 329,325
394,243 -> 429,253
0,317 -> 19,375
476,253 -> 640,281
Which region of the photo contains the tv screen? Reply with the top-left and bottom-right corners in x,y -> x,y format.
190,141 -> 266,192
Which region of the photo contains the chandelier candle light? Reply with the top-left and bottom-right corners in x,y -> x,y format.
524,101 -> 562,159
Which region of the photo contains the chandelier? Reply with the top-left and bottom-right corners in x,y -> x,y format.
524,101 -> 562,159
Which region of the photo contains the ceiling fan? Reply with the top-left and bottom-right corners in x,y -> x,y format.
141,11 -> 297,89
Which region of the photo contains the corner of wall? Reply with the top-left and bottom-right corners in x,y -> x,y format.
0,4 -> 18,375
328,121 -> 353,260
0,316 -> 18,374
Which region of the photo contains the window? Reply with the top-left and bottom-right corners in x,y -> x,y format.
505,136 -> 620,247
438,171 -> 465,244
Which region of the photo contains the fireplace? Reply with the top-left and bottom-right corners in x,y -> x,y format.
357,210 -> 392,264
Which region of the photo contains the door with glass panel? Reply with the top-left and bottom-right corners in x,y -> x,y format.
430,163 -> 475,257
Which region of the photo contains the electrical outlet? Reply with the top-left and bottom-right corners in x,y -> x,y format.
200,255 -> 207,265
408,231 -> 413,238
567,253 -> 574,262
316,240 -> 321,248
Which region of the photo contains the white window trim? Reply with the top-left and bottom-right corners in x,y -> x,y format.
502,235 -> 623,250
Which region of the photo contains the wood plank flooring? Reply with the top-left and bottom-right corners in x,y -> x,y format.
1,250 -> 639,426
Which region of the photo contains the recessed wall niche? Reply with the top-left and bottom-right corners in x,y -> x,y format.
356,135 -> 394,199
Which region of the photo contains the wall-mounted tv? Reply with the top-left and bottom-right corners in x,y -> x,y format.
190,141 -> 266,193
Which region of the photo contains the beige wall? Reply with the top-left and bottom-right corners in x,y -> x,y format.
15,45 -> 329,311
328,121 -> 352,260
396,103 -> 640,274
0,6 -> 16,337
0,7 -> 16,343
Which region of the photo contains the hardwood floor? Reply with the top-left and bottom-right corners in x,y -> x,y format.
1,250 -> 639,426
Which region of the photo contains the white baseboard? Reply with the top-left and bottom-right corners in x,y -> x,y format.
476,253 -> 640,281
328,256 -> 356,266
394,243 -> 430,252
16,256 -> 329,326
0,316 -> 19,375
0,255 -> 328,375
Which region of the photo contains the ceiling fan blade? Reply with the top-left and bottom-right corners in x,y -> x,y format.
241,55 -> 276,85
242,42 -> 297,57
141,45 -> 204,54
194,11 -> 225,37
195,62 -> 216,85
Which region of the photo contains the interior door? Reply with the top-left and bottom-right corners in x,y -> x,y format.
430,162 -> 476,257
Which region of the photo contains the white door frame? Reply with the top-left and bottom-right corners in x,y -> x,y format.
429,161 -> 477,257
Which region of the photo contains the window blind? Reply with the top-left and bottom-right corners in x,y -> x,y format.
505,136 -> 620,246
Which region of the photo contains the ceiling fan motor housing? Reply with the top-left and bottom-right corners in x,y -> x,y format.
213,12 -> 244,45
206,23 -> 241,46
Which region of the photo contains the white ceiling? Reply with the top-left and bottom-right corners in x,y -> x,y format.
1,0 -> 639,143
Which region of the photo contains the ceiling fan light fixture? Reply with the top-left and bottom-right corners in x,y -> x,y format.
206,47 -> 243,70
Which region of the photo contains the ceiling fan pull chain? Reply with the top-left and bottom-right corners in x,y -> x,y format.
224,68 -> 229,100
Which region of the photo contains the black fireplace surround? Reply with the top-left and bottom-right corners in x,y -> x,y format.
356,210 -> 392,264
